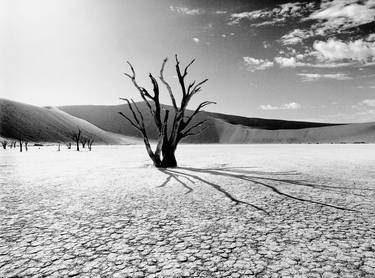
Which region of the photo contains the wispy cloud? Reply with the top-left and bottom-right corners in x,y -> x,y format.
280,29 -> 313,45
229,2 -> 315,26
243,57 -> 273,72
170,6 -> 204,15
297,73 -> 352,81
259,102 -> 301,110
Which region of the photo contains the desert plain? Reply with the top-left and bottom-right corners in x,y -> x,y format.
0,144 -> 375,277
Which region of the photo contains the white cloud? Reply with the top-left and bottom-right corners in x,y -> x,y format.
215,10 -> 227,14
243,57 -> 274,72
280,29 -> 313,45
313,38 -> 375,63
283,102 -> 302,109
297,73 -> 352,81
170,6 -> 203,15
259,102 -> 301,110
192,37 -> 200,43
359,99 -> 375,107
309,0 -> 375,35
274,37 -> 375,69
275,57 -> 301,68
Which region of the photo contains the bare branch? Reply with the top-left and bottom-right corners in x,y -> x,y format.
159,58 -> 178,110
119,98 -> 141,127
118,112 -> 142,132
149,73 -> 159,99
182,125 -> 209,139
126,61 -> 136,78
190,78 -> 208,96
175,54 -> 187,97
182,101 -> 216,130
130,99 -> 146,129
183,59 -> 195,77
182,119 -> 209,136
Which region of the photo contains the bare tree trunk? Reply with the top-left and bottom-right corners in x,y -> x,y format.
72,129 -> 81,151
161,148 -> 177,168
58,143 -> 61,151
87,138 -> 94,151
1,141 -> 7,149
19,140 -> 22,152
25,142 -> 28,151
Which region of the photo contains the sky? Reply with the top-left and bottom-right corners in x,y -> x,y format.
1,0 -> 375,123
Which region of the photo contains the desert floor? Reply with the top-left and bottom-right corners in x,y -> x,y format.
1,144 -> 375,278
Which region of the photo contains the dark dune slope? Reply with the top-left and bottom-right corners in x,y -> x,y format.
59,102 -> 375,143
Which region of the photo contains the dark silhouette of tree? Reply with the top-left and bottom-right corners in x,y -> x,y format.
18,139 -> 23,152
24,142 -> 28,151
71,129 -> 82,151
119,55 -> 215,168
1,141 -> 7,149
10,141 -> 16,149
80,137 -> 88,148
88,138 -> 95,151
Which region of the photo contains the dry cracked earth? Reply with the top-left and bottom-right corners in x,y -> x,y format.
1,145 -> 375,278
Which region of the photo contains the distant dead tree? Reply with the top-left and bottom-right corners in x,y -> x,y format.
119,55 -> 215,168
71,129 -> 82,151
1,141 -> 7,149
88,138 -> 95,151
80,137 -> 88,149
18,139 -> 23,152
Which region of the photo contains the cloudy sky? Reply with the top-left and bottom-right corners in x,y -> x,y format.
1,0 -> 375,122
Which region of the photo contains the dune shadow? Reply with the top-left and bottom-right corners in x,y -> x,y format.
157,166 -> 370,214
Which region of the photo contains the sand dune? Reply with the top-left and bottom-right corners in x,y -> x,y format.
0,99 -> 139,144
2,98 -> 375,144
60,102 -> 375,143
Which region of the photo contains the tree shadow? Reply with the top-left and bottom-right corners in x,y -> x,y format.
158,170 -> 193,194
157,166 -> 371,215
157,168 -> 269,214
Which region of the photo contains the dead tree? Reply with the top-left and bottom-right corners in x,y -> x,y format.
88,138 -> 95,151
18,139 -> 23,152
80,137 -> 88,149
71,129 -> 82,151
1,141 -> 7,149
119,55 -> 215,168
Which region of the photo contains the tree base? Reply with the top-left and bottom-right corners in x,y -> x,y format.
159,152 -> 177,168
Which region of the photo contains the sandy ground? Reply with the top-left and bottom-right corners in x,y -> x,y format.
1,144 -> 375,278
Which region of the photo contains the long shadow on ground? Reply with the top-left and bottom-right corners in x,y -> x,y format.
158,167 -> 373,215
